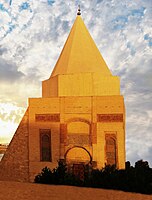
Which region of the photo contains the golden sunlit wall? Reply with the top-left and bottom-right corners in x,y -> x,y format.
27,95 -> 125,181
42,73 -> 120,97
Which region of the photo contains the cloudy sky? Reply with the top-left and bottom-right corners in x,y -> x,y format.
0,0 -> 152,166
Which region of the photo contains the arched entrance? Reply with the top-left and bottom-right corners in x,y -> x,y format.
65,146 -> 92,180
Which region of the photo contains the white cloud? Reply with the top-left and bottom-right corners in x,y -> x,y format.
0,102 -> 25,143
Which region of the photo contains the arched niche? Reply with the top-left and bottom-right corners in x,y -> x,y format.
65,146 -> 92,164
105,135 -> 117,166
66,118 -> 91,125
66,119 -> 91,146
68,121 -> 89,135
40,129 -> 51,162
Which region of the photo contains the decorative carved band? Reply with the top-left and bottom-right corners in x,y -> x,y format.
35,114 -> 60,122
97,114 -> 123,122
67,134 -> 89,146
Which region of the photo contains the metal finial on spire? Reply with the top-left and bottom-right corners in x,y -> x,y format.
9,0 -> 12,6
77,5 -> 81,15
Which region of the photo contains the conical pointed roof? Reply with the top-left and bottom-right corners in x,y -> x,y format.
51,15 -> 112,77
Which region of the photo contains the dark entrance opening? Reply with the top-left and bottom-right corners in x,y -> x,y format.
65,146 -> 92,180
73,164 -> 85,181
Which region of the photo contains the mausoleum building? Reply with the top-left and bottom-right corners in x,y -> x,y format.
0,10 -> 125,182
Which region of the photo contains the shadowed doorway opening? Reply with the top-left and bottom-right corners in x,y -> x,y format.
65,146 -> 92,180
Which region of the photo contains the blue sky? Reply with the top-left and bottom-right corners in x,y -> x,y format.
0,0 -> 152,166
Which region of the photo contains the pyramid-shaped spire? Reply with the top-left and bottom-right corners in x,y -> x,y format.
51,15 -> 112,77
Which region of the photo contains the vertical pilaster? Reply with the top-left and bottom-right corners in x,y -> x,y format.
60,97 -> 67,159
91,97 -> 98,163
60,123 -> 67,159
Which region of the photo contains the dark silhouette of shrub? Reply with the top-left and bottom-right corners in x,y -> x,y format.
53,160 -> 67,184
34,166 -> 53,184
34,159 -> 152,194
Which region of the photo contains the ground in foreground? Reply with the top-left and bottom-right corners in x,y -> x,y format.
0,181 -> 151,200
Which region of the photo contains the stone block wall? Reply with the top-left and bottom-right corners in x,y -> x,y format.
0,109 -> 29,182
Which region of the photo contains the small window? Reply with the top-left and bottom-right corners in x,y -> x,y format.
40,129 -> 51,162
105,135 -> 117,166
